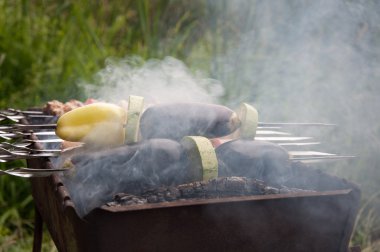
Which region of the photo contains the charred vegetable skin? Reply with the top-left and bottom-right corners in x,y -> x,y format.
139,103 -> 241,140
68,137 -> 215,195
216,140 -> 292,186
70,139 -> 187,189
67,139 -> 187,215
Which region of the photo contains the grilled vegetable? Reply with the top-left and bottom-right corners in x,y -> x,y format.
216,140 -> 292,186
237,103 -> 259,139
140,103 -> 241,140
125,95 -> 144,144
56,103 -> 127,146
181,136 -> 218,181
67,138 -> 186,215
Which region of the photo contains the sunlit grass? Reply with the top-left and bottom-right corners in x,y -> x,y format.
0,0 -> 208,108
0,0 -> 212,250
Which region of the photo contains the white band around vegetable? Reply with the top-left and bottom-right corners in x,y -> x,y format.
125,95 -> 144,144
237,103 -> 259,140
181,136 -> 218,181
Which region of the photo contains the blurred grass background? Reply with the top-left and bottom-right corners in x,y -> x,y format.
0,0 -> 379,251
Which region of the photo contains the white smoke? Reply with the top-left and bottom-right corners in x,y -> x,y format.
81,56 -> 224,104
209,0 -> 380,195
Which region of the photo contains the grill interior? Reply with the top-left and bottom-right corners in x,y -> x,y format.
27,145 -> 360,252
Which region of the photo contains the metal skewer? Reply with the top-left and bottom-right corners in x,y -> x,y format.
278,142 -> 320,147
258,122 -> 336,127
0,124 -> 57,131
1,109 -> 47,115
0,109 -> 54,123
0,108 -> 350,166
290,155 -> 356,163
0,151 -> 61,160
0,129 -> 292,141
255,136 -> 313,142
288,151 -> 336,157
256,130 -> 291,136
0,167 -> 70,178
0,142 -> 61,153
0,131 -> 57,138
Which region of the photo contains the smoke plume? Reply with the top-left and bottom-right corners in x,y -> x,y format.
208,0 -> 380,195
81,56 -> 224,104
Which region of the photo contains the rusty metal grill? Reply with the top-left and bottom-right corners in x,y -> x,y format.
27,151 -> 360,252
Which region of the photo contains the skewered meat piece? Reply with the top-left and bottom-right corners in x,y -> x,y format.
63,99 -> 84,113
139,103 -> 241,140
43,100 -> 65,116
43,99 -> 85,116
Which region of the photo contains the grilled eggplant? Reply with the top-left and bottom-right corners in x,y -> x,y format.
216,140 -> 292,186
140,103 -> 241,140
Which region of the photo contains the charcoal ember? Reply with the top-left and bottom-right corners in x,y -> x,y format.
142,186 -> 181,203
278,186 -> 316,194
105,177 -> 316,207
107,193 -> 147,206
178,181 -> 208,198
216,140 -> 292,187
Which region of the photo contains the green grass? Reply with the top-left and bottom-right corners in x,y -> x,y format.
0,1 -> 212,250
0,0 -> 209,108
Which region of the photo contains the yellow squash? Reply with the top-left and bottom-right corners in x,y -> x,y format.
56,103 -> 127,146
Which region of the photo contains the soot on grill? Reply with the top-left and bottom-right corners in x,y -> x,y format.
60,138 -> 296,217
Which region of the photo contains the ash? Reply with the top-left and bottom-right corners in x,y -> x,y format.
106,176 -> 314,207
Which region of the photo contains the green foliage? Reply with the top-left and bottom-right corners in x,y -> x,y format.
351,192 -> 380,250
0,0 -> 211,250
0,161 -> 34,251
0,0 -> 208,109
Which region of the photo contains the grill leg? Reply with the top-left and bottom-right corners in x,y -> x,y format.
33,205 -> 43,252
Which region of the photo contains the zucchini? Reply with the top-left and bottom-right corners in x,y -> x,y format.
181,136 -> 218,181
125,95 -> 144,144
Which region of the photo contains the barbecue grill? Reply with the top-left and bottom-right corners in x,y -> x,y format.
1,107 -> 361,251
27,145 -> 360,252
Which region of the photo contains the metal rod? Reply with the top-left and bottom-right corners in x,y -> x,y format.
290,155 -> 355,163
0,124 -> 57,131
278,142 -> 320,146
0,151 -> 61,160
0,131 -> 57,138
258,122 -> 336,127
256,130 -> 291,136
288,151 -> 336,157
5,109 -> 45,115
255,136 -> 313,142
24,139 -> 63,144
0,167 -> 70,178
0,142 -> 61,153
